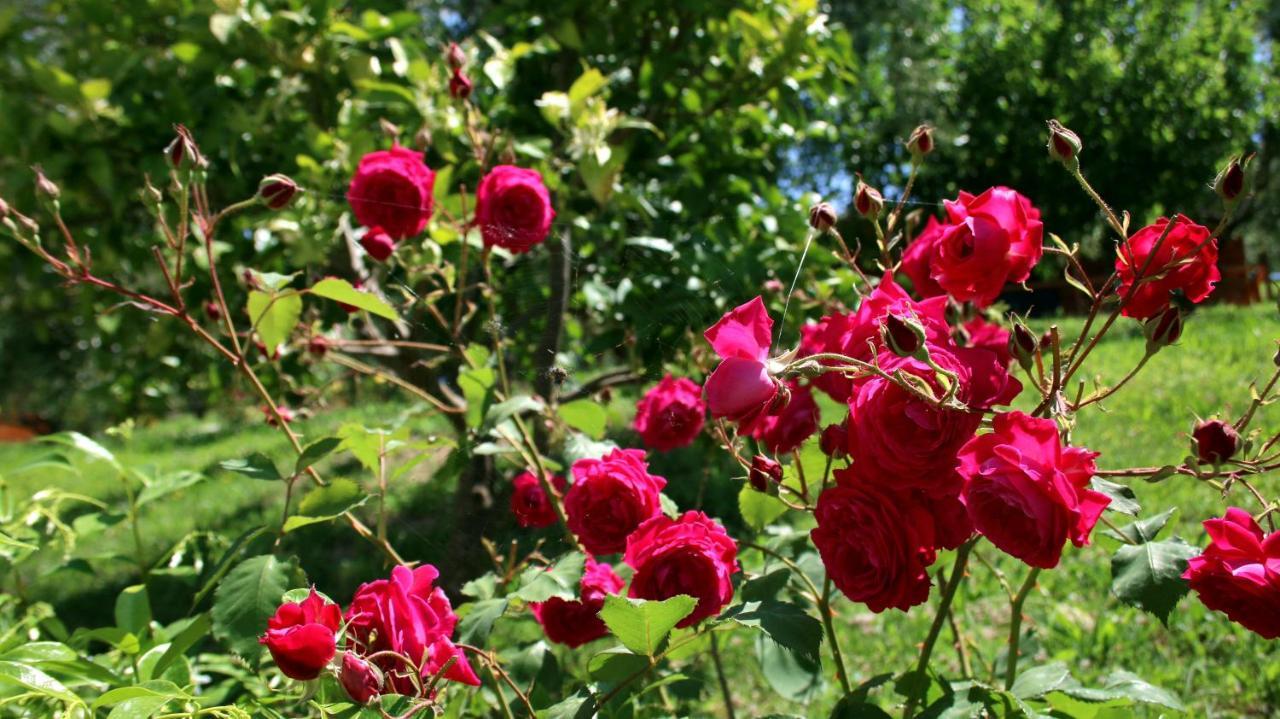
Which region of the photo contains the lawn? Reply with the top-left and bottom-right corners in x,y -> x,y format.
1,302 -> 1277,717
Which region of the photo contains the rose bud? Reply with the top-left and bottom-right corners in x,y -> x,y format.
165,125 -> 205,172
359,227 -> 396,262
32,166 -> 60,212
1213,155 -> 1246,203
307,336 -> 328,358
446,42 -> 466,71
808,202 -> 837,232
1142,306 -> 1183,351
339,652 -> 383,705
906,124 -> 934,158
204,301 -> 222,322
414,125 -> 433,150
1046,119 -> 1082,166
259,589 -> 341,681
263,405 -> 296,426
1192,419 -> 1239,465
881,312 -> 926,358
854,178 -> 883,220
449,69 -> 473,100
0,196 -> 9,219
819,423 -> 848,458
763,278 -> 784,293
748,455 -> 782,494
1009,321 -> 1038,372
257,174 -> 299,210
142,177 -> 164,214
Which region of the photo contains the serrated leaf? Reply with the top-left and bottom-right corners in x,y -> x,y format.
336,423 -> 409,473
1110,538 -> 1198,625
484,395 -> 545,431
246,270 -> 299,292
587,648 -> 649,683
246,290 -> 302,352
726,600 -> 822,663
559,399 -> 607,439
218,453 -> 281,481
1091,478 -> 1140,516
151,614 -> 211,680
285,479 -> 367,532
742,569 -> 793,602
190,526 -> 269,611
456,598 -> 508,645
515,552 -> 587,603
211,555 -> 304,662
1099,670 -> 1183,710
757,633 -> 822,701
295,437 -> 342,475
94,680 -> 190,709
311,278 -> 398,320
599,595 -> 696,657
537,687 -> 597,719
739,484 -> 788,530
136,470 -> 205,507
1011,662 -> 1077,699
1105,508 -> 1177,544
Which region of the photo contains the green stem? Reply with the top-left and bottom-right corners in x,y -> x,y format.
1003,567 -> 1042,689
820,576 -> 852,695
710,632 -> 737,719
903,538 -> 976,719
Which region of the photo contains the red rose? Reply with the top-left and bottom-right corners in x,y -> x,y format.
475,165 -> 555,254
1192,419 -> 1240,464
811,476 -> 938,612
930,187 -> 1044,308
633,374 -> 706,451
625,511 -> 740,627
961,316 -> 1012,369
704,297 -> 779,432
345,565 -> 480,693
347,146 -> 436,240
747,379 -> 819,454
565,449 -> 667,555
531,557 -> 625,647
1183,508 -> 1280,639
340,652 -> 383,705
510,471 -> 568,528
958,412 -> 1108,569
898,215 -> 947,299
1116,214 -> 1219,319
359,227 -> 396,262
259,588 -> 341,680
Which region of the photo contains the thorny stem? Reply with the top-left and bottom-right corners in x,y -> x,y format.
1235,364 -> 1280,433
1073,352 -> 1151,410
903,538 -> 975,719
1003,567 -> 1042,689
1069,166 -> 1127,241
885,159 -> 921,237
820,576 -> 852,695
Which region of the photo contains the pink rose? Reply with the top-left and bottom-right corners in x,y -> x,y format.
747,379 -> 819,454
475,165 -> 555,254
931,187 -> 1044,308
347,146 -> 436,240
958,411 -> 1108,568
1183,508 -> 1280,639
340,652 -> 383,705
345,565 -> 480,693
811,474 -> 938,612
1116,214 -> 1219,319
898,215 -> 947,299
359,227 -> 396,262
634,375 -> 706,451
565,449 -> 667,555
704,297 -> 779,432
510,471 -> 568,529
625,511 -> 740,627
961,316 -> 1013,369
531,557 -> 625,647
259,588 -> 341,680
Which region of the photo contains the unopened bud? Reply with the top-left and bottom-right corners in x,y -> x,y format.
143,177 -> 164,213
446,42 -> 467,71
1009,321 -> 1038,372
204,301 -> 222,322
360,227 -> 396,262
414,125 -> 433,150
853,178 -> 883,219
1046,119 -> 1081,166
1142,307 -> 1183,351
33,166 -> 60,204
379,118 -> 400,142
1192,419 -> 1239,465
263,405 -> 295,426
1213,155 -> 1246,203
748,455 -> 782,494
906,124 -> 934,158
257,174 -> 298,210
882,312 -> 926,358
819,423 -> 847,459
340,652 -> 383,705
165,125 -> 205,173
808,202 -> 837,232
449,69 -> 474,100
0,196 -> 9,219
308,335 -> 329,357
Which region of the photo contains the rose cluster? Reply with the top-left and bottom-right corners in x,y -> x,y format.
260,566 -> 479,705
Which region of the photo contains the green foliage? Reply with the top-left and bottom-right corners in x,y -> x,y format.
211,554 -> 304,663
599,594 -> 696,657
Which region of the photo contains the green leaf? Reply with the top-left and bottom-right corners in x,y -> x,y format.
211,555 -> 304,662
295,437 -> 342,475
599,594 -> 696,657
1110,538 -> 1198,625
150,614 -> 211,680
756,633 -> 822,701
95,680 -> 190,709
218,453 -> 281,481
559,399 -> 607,439
515,552 -> 587,603
460,366 -> 497,429
741,569 -> 792,602
587,647 -> 649,684
115,584 -> 151,635
563,432 -> 618,463
1098,670 -> 1183,710
484,394 -> 545,431
336,423 -> 409,473
1090,478 -> 1140,516
311,277 -> 398,320
0,642 -> 75,664
725,600 -> 822,663
829,697 -> 893,719
285,479 -> 367,532
456,598 -> 509,645
190,526 -> 269,610
624,237 -> 674,253
136,470 -> 205,506
568,68 -> 608,115
246,270 -> 299,292
43,431 -> 119,469
246,290 -> 302,351
108,696 -> 171,719
537,687 -> 597,719
0,660 -> 79,703
1011,661 -> 1076,699
739,484 -> 788,530
80,78 -> 111,101
1105,508 -> 1177,544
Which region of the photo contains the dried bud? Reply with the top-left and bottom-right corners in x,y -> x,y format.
414,125 -> 433,150
143,177 -> 164,213
882,312 -> 927,358
242,268 -> 261,290
257,174 -> 298,210
308,335 -> 329,358
165,125 -> 205,173
1142,306 -> 1183,351
33,166 -> 61,203
1192,419 -> 1239,465
263,405 -> 295,426
204,301 -> 222,322
0,196 -> 9,219
379,118 -> 400,142
446,42 -> 467,71
748,455 -> 783,494
853,178 -> 883,220
808,202 -> 838,232
449,69 -> 473,100
819,423 -> 848,458
1009,321 -> 1038,372
340,652 -> 383,705
359,227 -> 396,262
1046,119 -> 1082,166
906,124 -> 934,158
1213,155 -> 1246,203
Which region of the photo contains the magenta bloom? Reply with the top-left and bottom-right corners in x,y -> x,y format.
565,449 -> 667,555
634,375 -> 706,451
347,146 -> 436,239
625,511 -> 740,627
475,165 -> 555,254
259,588 -> 341,680
1183,508 -> 1280,639
531,558 -> 625,647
